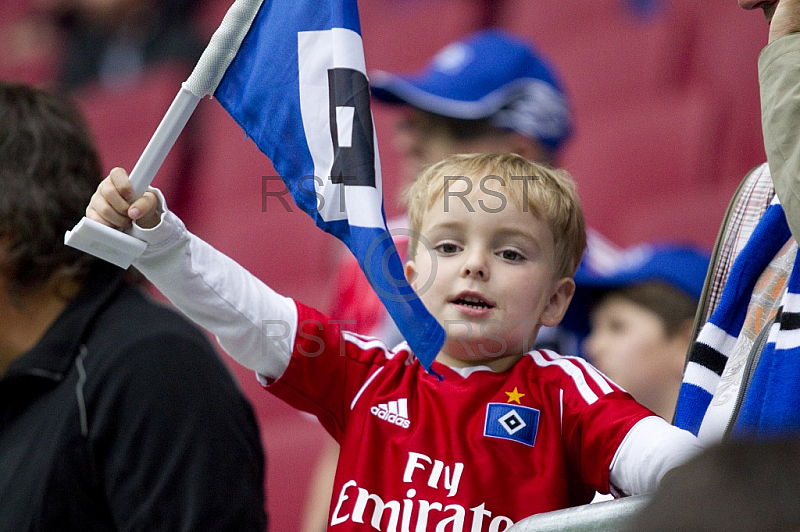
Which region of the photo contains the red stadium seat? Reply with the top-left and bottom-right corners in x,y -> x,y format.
496,0 -> 694,113
681,0 -> 767,191
359,0 -> 484,73
0,0 -> 61,85
559,88 -> 725,247
496,0 -> 766,249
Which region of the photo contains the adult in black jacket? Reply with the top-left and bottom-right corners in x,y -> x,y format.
0,81 -> 267,530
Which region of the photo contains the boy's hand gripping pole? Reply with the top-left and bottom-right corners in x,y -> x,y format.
64,85 -> 201,269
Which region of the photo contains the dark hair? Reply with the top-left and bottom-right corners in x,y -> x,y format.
0,82 -> 103,301
597,281 -> 698,337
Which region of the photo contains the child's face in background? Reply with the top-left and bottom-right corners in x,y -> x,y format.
391,109 -> 549,185
583,294 -> 687,419
405,174 -> 574,372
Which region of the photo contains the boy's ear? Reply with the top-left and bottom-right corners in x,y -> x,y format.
404,259 -> 418,291
539,277 -> 576,327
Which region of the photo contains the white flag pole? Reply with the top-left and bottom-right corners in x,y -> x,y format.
64,0 -> 264,269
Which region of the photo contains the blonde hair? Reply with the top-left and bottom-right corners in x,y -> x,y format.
403,153 -> 587,279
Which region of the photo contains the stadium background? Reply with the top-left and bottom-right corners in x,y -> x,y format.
1,0 -> 767,529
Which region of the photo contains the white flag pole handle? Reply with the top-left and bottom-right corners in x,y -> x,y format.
64,86 -> 201,269
129,85 -> 201,198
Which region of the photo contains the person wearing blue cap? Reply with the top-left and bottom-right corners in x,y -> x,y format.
370,29 -> 572,181
562,245 -> 710,421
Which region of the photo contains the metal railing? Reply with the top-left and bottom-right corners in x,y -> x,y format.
507,495 -> 650,531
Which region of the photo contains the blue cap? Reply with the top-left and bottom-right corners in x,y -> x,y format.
370,30 -> 572,152
561,244 -> 710,338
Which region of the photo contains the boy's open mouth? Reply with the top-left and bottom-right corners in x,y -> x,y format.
451,294 -> 494,310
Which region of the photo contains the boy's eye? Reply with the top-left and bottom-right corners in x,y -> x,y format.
435,243 -> 460,254
499,249 -> 524,261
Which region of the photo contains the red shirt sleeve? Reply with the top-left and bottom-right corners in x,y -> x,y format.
530,351 -> 655,494
267,302 -> 408,441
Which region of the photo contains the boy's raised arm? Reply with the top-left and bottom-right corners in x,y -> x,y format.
86,169 -> 298,381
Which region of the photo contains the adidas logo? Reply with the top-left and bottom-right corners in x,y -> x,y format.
370,398 -> 411,429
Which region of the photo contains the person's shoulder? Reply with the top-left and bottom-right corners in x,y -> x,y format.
83,283 -> 231,381
517,349 -> 621,400
80,284 -> 253,420
99,284 -> 214,349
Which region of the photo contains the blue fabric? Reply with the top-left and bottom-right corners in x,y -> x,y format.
574,246 -> 709,299
734,250 -> 800,436
675,384 -> 713,436
674,201 -> 800,437
213,0 -> 445,374
369,30 -> 572,151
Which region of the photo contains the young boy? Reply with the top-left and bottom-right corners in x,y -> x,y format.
88,152 -> 700,529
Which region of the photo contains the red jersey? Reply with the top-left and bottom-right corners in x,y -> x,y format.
268,303 -> 654,530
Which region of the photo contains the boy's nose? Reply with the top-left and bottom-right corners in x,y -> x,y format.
461,252 -> 489,280
463,266 -> 486,278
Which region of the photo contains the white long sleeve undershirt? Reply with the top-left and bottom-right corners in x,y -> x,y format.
130,190 -> 297,380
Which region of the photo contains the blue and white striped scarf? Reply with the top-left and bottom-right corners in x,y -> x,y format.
674,199 -> 800,437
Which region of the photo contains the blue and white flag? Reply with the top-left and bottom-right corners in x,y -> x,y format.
202,0 -> 444,373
